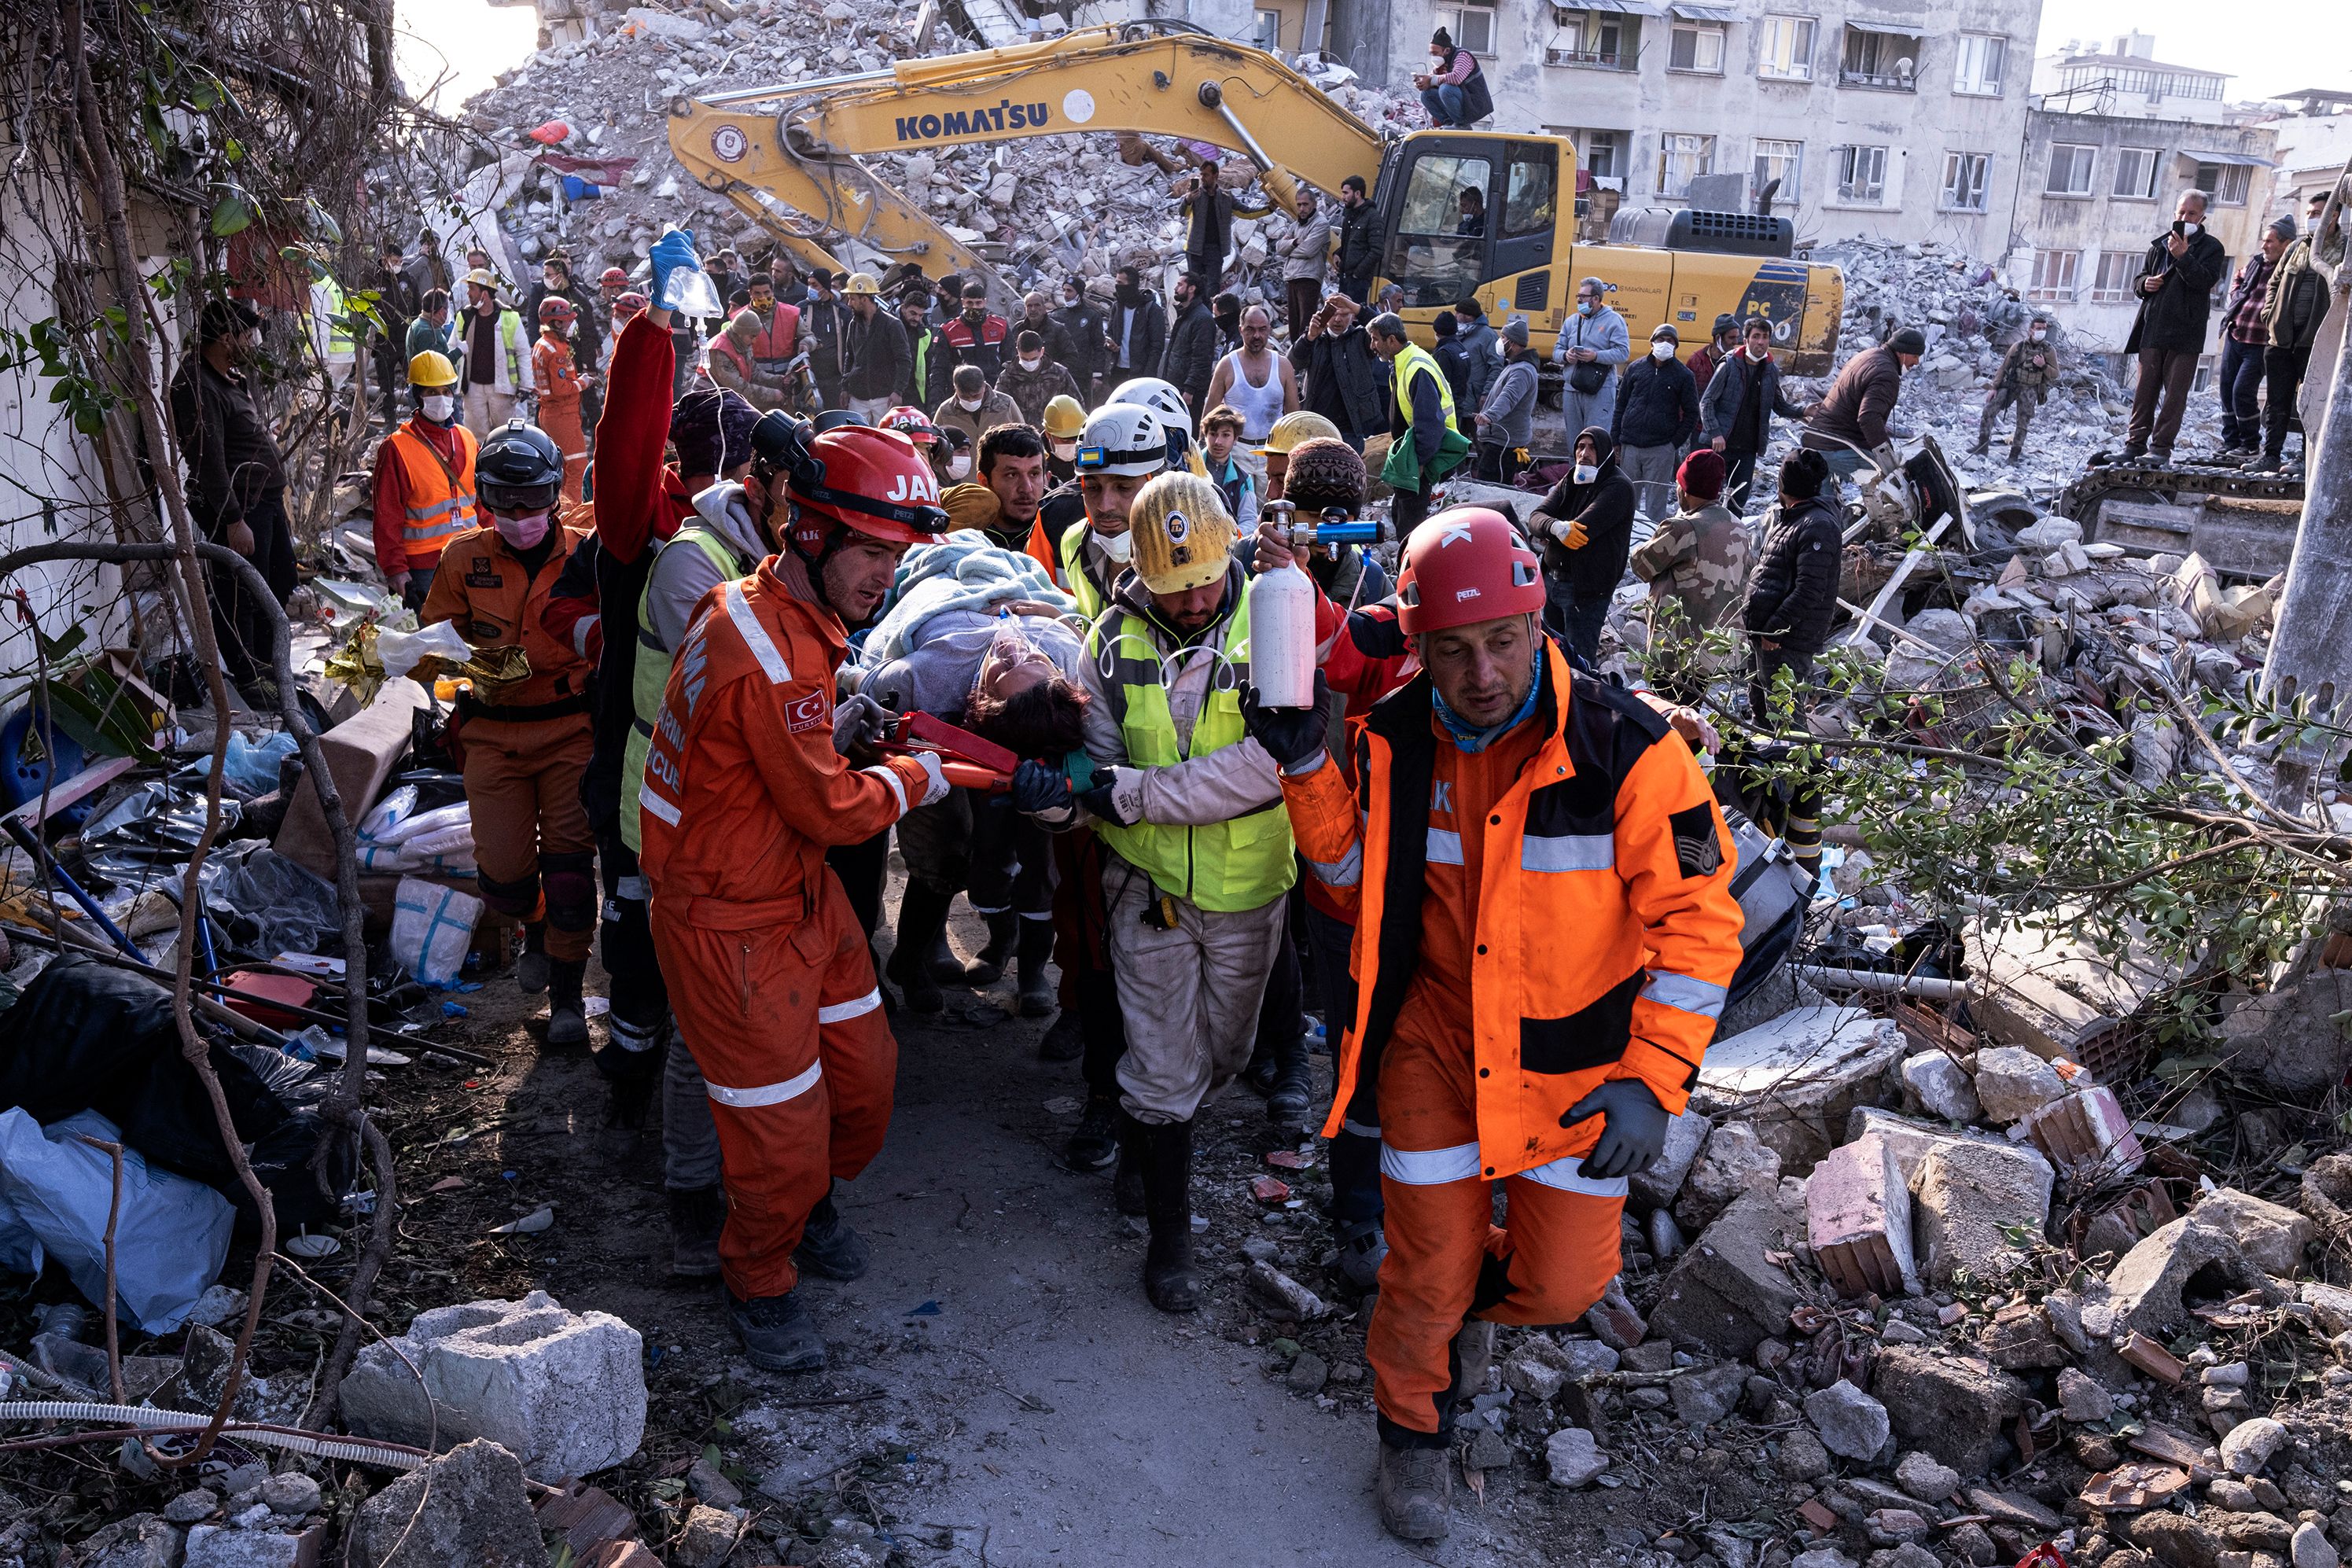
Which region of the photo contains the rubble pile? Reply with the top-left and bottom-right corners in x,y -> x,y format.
450,0 -> 1415,303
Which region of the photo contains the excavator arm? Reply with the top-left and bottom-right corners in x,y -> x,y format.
667,23 -> 1389,300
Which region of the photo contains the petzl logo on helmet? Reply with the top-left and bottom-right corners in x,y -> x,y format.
1164,508 -> 1190,543
1455,586 -> 1482,602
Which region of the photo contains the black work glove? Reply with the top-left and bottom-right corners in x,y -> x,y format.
1240,671 -> 1333,773
1346,601 -> 1408,660
1010,758 -> 1074,819
1562,1078 -> 1670,1180
591,1037 -> 663,1128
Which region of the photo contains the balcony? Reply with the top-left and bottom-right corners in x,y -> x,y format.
1545,46 -> 1635,69
1839,26 -> 1920,93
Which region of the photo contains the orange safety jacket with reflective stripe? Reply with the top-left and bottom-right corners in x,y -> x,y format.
1279,639 -> 1743,1180
637,550 -> 933,917
381,419 -> 480,565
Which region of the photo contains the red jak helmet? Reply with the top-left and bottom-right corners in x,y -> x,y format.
1395,506 -> 1544,635
599,265 -> 629,288
782,423 -> 950,556
877,405 -> 940,447
613,291 -> 649,318
537,296 -> 577,323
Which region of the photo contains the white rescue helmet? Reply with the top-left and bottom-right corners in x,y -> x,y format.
1108,376 -> 1193,435
1074,403 -> 1172,478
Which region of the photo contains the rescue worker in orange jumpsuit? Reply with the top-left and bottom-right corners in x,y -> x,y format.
371,350 -> 477,612
532,297 -> 594,508
637,415 -> 952,1370
1241,508 -> 1743,1544
421,421 -> 600,1046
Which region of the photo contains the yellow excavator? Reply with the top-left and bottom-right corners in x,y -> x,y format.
668,20 -> 1842,371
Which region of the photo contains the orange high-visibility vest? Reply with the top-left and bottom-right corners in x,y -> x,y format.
382,421 -> 480,566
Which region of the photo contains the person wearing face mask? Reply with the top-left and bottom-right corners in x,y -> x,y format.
1040,395 -> 1086,485
1699,316 -> 1809,513
370,351 -> 477,612
1107,264 -> 1168,384
942,282 -> 1011,381
940,426 -> 976,485
996,329 -> 1084,429
2123,190 -> 2229,463
456,269 -> 536,437
638,417 -> 953,1371
168,298 -> 294,699
1413,26 -> 1492,129
1974,314 -> 2060,465
1528,427 -> 1637,664
1471,316 -> 1539,483
1238,508 -> 1739,1544
1051,281 -> 1112,403
421,421 -> 599,1046
1017,291 -> 1082,381
1611,325 -> 1701,522
1161,273 -> 1220,415
932,363 -> 1020,453
801,271 -> 852,412
1553,276 -> 1629,447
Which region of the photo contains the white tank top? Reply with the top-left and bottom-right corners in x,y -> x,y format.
1219,349 -> 1286,443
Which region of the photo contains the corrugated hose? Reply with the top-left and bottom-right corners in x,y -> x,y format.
0,1401 -> 429,1470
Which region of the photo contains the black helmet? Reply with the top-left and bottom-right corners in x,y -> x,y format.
747,408 -> 814,477
476,419 -> 564,513
811,408 -> 872,434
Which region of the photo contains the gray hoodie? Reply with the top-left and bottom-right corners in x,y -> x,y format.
641,480 -> 771,654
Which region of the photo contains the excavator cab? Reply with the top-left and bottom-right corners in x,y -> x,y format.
1375,134 -> 1563,322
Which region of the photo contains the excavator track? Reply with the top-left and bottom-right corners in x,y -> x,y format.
2058,453 -> 2307,580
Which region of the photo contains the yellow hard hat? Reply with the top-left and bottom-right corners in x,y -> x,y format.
462,267 -> 501,293
1264,410 -> 1342,455
407,350 -> 459,389
1128,471 -> 1234,595
1042,395 -> 1086,440
843,271 -> 882,298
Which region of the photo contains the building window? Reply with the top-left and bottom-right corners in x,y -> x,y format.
1953,33 -> 2004,96
2045,144 -> 2096,197
2090,250 -> 2141,304
1757,14 -> 1815,80
1435,3 -> 1496,56
2112,147 -> 2161,201
1751,138 -> 1804,204
1569,127 -> 1628,182
1252,8 -> 1281,51
1669,20 -> 1726,73
1547,8 -> 1636,70
1942,151 -> 1990,212
2195,162 -> 2252,207
1835,144 -> 1887,204
1840,26 -> 1920,91
2027,250 -> 2079,302
1658,133 -> 1717,198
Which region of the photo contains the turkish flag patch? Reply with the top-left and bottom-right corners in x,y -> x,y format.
784,690 -> 829,734
1669,803 -> 1724,878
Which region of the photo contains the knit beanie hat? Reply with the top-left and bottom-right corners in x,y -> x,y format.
1281,437 -> 1367,515
1780,448 -> 1830,501
1677,447 -> 1727,503
671,387 -> 760,478
1888,326 -> 1927,355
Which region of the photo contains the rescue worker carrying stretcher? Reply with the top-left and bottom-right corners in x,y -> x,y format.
1239,507 -> 1743,1544
421,419 -> 601,1047
636,414 -> 953,1371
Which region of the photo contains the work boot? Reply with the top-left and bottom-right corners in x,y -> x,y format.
1036,1010 -> 1084,1061
2119,441 -> 2148,462
2251,447 -> 2284,474
1132,1113 -> 1200,1313
1240,1051 -> 1279,1097
1014,918 -> 1057,1018
1266,1026 -> 1316,1132
1113,1113 -> 1148,1216
546,959 -> 589,1048
1061,1093 -> 1120,1172
1334,1217 -> 1389,1291
666,1186 -> 725,1279
2008,444 -> 2026,465
885,883 -> 953,1014
793,1186 -> 871,1281
727,1288 -> 826,1372
1376,1441 -> 1452,1542
961,910 -> 1018,985
516,922 -> 550,994
924,907 -> 967,985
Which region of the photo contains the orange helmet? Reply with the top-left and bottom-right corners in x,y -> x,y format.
1395,507 -> 1544,635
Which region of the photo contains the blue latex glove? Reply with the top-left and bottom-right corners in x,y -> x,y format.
1562,1078 -> 1670,1180
1010,758 -> 1073,816
649,228 -> 701,312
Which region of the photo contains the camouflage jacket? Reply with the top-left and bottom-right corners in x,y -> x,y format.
1629,501 -> 1753,631
1994,337 -> 2059,392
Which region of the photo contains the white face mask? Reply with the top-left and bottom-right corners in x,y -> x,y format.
2030,327 -> 2047,340
1747,342 -> 1771,361
1062,293 -> 1080,309
1019,355 -> 1043,372
1573,463 -> 1599,484
1052,440 -> 1078,462
2181,220 -> 2202,236
948,455 -> 974,480
956,394 -> 984,412
1098,529 -> 1134,563
421,393 -> 456,421
1650,341 -> 1674,362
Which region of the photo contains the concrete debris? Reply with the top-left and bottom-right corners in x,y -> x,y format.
1977,1300 -> 2069,1371
2019,1081 -> 2144,1176
1668,1360 -> 1750,1428
1967,1044 -> 2065,1124
344,1440 -> 547,1568
72,1515 -> 187,1568
2188,1187 -> 2317,1278
1872,1345 -> 2029,1475
2218,1416 -> 2288,1476
670,1505 -> 745,1568
1779,1428 -> 1834,1480
338,1289 -> 648,1481
2104,1202 -> 2294,1338
1962,918 -> 2177,1067
1545,1426 -> 1609,1487
1912,1139 -> 2054,1288
1245,1261 -> 1331,1321
2292,1520 -> 2341,1568
1692,1006 -> 1906,1170
1804,1380 -> 1891,1461
1631,1109 -> 1713,1212
2301,1281 -> 2352,1335
1675,1121 -> 1783,1230
1897,1050 -> 1978,1124
2218,967 -> 2352,1095
1808,1132 -> 1918,1297
182,1526 -> 326,1568
1646,1185 -> 1806,1357
1891,1449 -> 1958,1503
2057,1365 -> 2115,1423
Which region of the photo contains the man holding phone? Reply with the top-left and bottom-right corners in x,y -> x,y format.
2123,190 -> 2228,462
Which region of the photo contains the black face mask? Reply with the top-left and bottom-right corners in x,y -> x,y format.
963,305 -> 986,323
1116,281 -> 1143,306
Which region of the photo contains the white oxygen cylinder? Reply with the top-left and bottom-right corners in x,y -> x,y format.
1249,560 -> 1318,709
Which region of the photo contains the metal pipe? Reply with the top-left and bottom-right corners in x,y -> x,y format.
1791,963 -> 1967,1000
696,68 -> 895,107
1195,81 -> 1275,173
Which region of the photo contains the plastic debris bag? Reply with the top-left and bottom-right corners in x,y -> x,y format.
80,781 -> 241,882
0,1107 -> 235,1333
201,841 -> 342,958
377,620 -> 473,681
390,876 -> 481,988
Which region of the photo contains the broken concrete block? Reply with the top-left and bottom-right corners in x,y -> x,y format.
1913,1140 -> 2054,1287
1674,1121 -> 1783,1230
1647,1186 -> 1805,1357
1899,1051 -> 1980,1123
1962,916 -> 2175,1066
1503,1355 -> 1566,1403
1668,1360 -> 1749,1427
1805,1380 -> 1891,1460
1545,1426 -> 1607,1486
338,1290 -> 646,1481
2105,1212 -> 2291,1338
345,1440 -> 546,1568
274,680 -> 429,880
1692,1006 -> 1905,1170
2058,1367 -> 2115,1423
669,1505 -> 744,1568
1970,1045 -> 2065,1123
1843,1106 -> 2016,1189
1631,1109 -> 1713,1211
1873,1345 -> 2029,1475
1246,1261 -> 1331,1321
2020,1083 -> 2144,1176
1978,1300 -> 2069,1370
1894,1449 -> 1960,1502
71,1514 -> 186,1568
2292,1521 -> 2340,1568
2220,1416 -> 2288,1476
2300,1281 -> 2352,1335
2190,1187 -> 2316,1279
182,1526 -> 324,1568
1809,1133 -> 1918,1298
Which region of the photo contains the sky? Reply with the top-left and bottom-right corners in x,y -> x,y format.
393,0 -> 539,116
2034,0 -> 2352,102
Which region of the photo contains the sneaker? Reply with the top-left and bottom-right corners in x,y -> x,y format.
1376,1442 -> 1452,1542
1334,1218 -> 1388,1291
727,1289 -> 826,1372
793,1193 -> 871,1282
667,1186 -> 725,1279
1061,1095 -> 1119,1172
